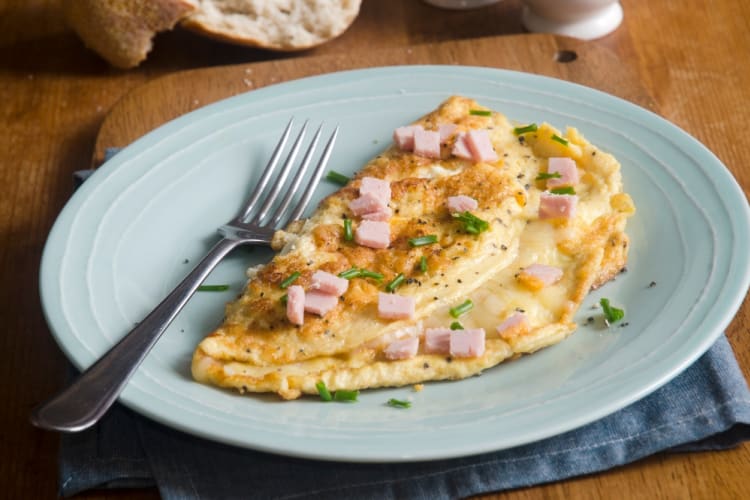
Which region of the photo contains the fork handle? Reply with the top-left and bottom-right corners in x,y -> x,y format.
31,237 -> 242,432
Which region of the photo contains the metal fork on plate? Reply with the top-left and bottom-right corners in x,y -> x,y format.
31,119 -> 338,432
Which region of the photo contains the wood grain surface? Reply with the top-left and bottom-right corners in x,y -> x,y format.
2,0 -> 749,498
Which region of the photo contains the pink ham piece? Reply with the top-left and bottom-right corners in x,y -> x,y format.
424,328 -> 451,354
359,177 -> 391,204
349,193 -> 386,217
446,195 -> 478,213
465,129 -> 498,163
361,208 -> 392,221
449,328 -> 486,358
546,157 -> 580,188
310,270 -> 349,297
393,125 -> 422,151
539,192 -> 578,219
355,220 -> 390,249
496,312 -> 528,335
521,264 -> 563,287
286,285 -> 305,326
451,133 -> 473,160
304,290 -> 339,316
438,123 -> 458,143
384,337 -> 419,360
413,128 -> 441,159
378,292 -> 415,320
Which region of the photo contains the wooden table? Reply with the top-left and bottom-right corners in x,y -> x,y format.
3,0 -> 749,498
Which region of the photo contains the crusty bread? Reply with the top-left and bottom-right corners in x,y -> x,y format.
180,0 -> 362,51
63,0 -> 198,69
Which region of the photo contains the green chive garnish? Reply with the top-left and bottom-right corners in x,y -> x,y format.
535,172 -> 562,181
385,273 -> 405,293
551,134 -> 569,146
316,381 -> 332,401
550,187 -> 576,195
333,389 -> 360,402
343,218 -> 353,241
280,272 -> 300,289
326,170 -> 350,185
280,294 -> 288,305
387,398 -> 412,409
469,109 -> 492,116
453,211 -> 490,234
359,269 -> 384,281
409,235 -> 438,247
600,298 -> 625,324
419,256 -> 428,273
449,299 -> 474,318
196,284 -> 230,292
450,321 -> 464,330
513,123 -> 538,135
338,268 -> 361,279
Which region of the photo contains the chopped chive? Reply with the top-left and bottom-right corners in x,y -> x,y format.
326,170 -> 350,185
551,134 -> 569,146
513,123 -> 538,135
453,211 -> 490,234
333,389 -> 359,402
535,172 -> 562,181
469,109 -> 492,116
387,398 -> 412,409
449,299 -> 474,318
196,284 -> 230,292
359,269 -> 384,281
316,381 -> 332,401
550,186 -> 576,195
450,321 -> 464,330
386,273 -> 405,293
600,298 -> 625,324
419,256 -> 428,273
338,267 -> 362,279
409,235 -> 438,247
280,272 -> 301,289
280,294 -> 288,305
343,218 -> 353,241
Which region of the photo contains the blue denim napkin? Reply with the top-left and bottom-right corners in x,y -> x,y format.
60,155 -> 750,498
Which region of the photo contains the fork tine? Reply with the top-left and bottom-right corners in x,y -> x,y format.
254,120 -> 309,223
236,118 -> 294,221
284,125 -> 339,224
268,123 -> 323,227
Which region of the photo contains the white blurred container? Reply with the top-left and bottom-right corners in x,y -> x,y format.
520,0 -> 623,40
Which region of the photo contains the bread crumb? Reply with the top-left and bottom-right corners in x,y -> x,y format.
413,384 -> 424,392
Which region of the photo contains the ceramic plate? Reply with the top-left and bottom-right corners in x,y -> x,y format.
40,66 -> 750,462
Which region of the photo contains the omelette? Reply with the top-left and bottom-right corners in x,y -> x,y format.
192,96 -> 635,400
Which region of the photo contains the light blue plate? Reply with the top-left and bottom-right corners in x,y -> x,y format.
40,66 -> 750,462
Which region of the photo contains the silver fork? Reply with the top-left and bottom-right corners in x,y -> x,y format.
31,119 -> 338,432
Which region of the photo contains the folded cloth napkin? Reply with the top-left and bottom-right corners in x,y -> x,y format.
61,156 -> 750,498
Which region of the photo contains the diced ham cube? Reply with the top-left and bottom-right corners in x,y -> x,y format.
349,193 -> 388,217
413,128 -> 441,159
496,312 -> 528,335
521,264 -> 563,287
304,290 -> 339,316
378,292 -> 415,320
361,207 -> 393,221
449,328 -> 486,358
438,123 -> 458,143
393,125 -> 422,151
465,129 -> 498,163
446,195 -> 478,213
310,270 -> 349,297
360,177 -> 391,204
384,337 -> 419,360
286,285 -> 305,326
539,192 -> 578,219
451,133 -> 473,160
355,220 -> 390,249
424,328 -> 451,354
546,157 -> 580,188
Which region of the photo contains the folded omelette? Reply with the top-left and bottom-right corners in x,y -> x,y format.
192,96 -> 635,400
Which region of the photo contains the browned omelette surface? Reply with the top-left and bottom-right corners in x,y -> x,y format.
192,96 -> 635,399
